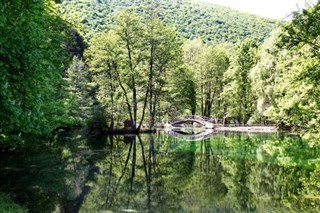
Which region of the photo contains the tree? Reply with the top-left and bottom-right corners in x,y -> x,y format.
222,39 -> 258,124
279,1 -> 320,55
182,37 -> 204,69
86,9 -> 180,131
249,1 -> 320,130
0,0 -> 74,148
144,17 -> 180,128
64,56 -> 92,124
258,42 -> 320,129
183,39 -> 230,118
275,1 -> 320,131
114,10 -> 148,131
85,31 -> 123,130
250,31 -> 280,124
198,45 -> 230,117
168,66 -> 197,116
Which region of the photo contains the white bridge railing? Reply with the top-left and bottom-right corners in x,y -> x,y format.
168,115 -> 223,129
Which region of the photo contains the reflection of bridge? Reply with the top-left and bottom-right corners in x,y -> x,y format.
168,128 -> 215,141
168,115 -> 221,129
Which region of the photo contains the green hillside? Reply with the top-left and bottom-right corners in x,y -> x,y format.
59,0 -> 278,44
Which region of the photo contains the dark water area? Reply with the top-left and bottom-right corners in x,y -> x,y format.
1,130 -> 320,212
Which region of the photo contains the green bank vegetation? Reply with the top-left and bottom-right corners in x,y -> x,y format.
0,192 -> 26,212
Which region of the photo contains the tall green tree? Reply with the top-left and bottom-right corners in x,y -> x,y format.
198,45 -> 230,117
182,37 -> 204,70
64,56 -> 92,124
250,1 -> 320,130
144,17 -> 180,128
85,31 -> 123,130
250,31 -> 280,124
252,34 -> 320,129
222,39 -> 258,124
168,66 -> 197,116
183,39 -> 230,118
279,1 -> 320,55
114,10 -> 147,131
0,0 -> 74,147
86,9 -> 180,131
182,38 -> 204,116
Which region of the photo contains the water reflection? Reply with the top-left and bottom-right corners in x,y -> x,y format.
0,131 -> 320,212
167,128 -> 214,141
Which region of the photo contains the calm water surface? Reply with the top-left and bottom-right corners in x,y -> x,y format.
1,131 -> 320,212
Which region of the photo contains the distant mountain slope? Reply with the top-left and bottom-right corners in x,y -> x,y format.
59,0 -> 278,44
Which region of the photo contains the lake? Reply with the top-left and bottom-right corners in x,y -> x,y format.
0,130 -> 319,212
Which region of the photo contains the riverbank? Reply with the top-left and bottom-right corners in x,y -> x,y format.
215,126 -> 277,132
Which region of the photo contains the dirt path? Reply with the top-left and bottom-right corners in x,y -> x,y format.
215,126 -> 276,132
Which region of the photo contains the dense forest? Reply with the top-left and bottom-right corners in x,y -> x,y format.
58,0 -> 277,44
1,0 -> 319,147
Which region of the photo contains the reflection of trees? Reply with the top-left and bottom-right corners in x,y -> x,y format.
80,134 -> 200,212
2,131 -> 319,212
160,132 -> 320,212
180,139 -> 229,212
77,132 -> 320,212
57,132 -> 320,212
0,129 -> 101,212
216,133 -> 320,213
0,150 -> 67,212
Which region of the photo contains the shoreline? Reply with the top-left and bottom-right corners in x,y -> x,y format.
87,126 -> 279,135
214,126 -> 277,133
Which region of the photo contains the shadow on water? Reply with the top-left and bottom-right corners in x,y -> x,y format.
0,130 -> 320,212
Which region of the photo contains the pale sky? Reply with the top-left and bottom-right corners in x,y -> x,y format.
196,0 -> 317,19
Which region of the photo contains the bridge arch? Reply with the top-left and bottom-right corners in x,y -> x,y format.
169,115 -> 216,129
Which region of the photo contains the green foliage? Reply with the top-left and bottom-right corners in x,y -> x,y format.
301,164 -> 320,197
250,31 -> 280,122
182,39 -> 231,118
0,0 -> 78,148
145,17 -> 182,127
85,30 -> 124,129
181,38 -> 204,116
0,0 -> 318,151
199,45 -> 230,117
222,39 -> 258,124
279,2 -> 320,54
168,66 -> 197,115
64,56 -> 93,124
251,2 -> 320,130
58,0 -> 277,44
0,192 -> 26,213
85,10 -> 180,130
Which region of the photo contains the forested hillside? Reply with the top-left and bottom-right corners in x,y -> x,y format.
59,0 -> 277,43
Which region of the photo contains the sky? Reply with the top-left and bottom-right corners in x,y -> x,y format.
197,0 -> 317,19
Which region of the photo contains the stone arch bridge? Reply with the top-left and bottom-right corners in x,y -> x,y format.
168,115 -> 221,129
